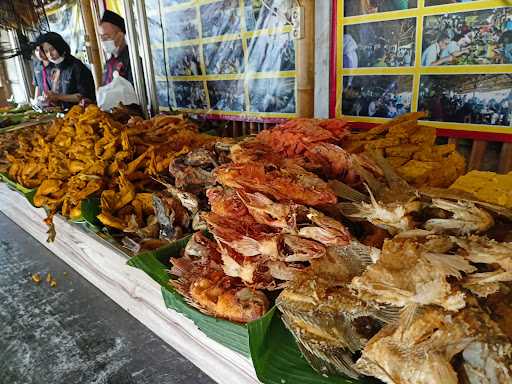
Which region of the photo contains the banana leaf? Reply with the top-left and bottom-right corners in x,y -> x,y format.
70,197 -> 103,232
248,308 -> 368,384
127,235 -> 251,356
129,237 -> 372,383
161,287 -> 250,357
0,172 -> 36,205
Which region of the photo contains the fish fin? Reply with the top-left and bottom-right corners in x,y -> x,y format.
328,180 -> 369,202
366,148 -> 405,187
395,229 -> 436,238
465,270 -> 512,285
331,241 -> 378,277
336,202 -> 367,219
372,304 -> 401,324
423,252 -> 477,279
295,338 -> 361,379
400,303 -> 418,341
150,176 -> 173,189
346,240 -> 379,267
351,160 -> 384,196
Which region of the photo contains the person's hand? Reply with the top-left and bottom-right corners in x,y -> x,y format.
44,91 -> 60,103
453,49 -> 469,57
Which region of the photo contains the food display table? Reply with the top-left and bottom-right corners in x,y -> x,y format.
0,183 -> 259,384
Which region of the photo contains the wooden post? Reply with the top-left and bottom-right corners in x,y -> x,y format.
80,0 -> 103,88
498,143 -> 512,174
467,140 -> 488,171
296,0 -> 315,118
447,137 -> 458,146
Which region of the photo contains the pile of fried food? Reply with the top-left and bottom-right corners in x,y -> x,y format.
170,118 -> 352,323
451,170 -> 512,209
0,124 -> 50,173
277,151 -> 512,383
342,112 -> 465,187
2,105 -> 228,247
165,115 -> 511,384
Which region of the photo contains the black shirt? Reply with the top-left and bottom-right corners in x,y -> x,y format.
50,55 -> 96,108
102,45 -> 133,86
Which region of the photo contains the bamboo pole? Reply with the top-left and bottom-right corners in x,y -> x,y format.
80,0 -> 103,88
296,0 -> 315,117
468,140 -> 488,171
498,143 -> 512,174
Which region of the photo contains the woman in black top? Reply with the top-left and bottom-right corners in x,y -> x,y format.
37,32 -> 96,108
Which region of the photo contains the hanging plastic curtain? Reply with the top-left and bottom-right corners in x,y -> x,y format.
45,0 -> 86,63
144,0 -> 297,121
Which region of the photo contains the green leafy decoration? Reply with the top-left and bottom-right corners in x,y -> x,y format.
248,308 -> 367,384
0,172 -> 37,205
127,235 -> 250,356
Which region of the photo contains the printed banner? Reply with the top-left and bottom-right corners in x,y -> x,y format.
145,0 -> 297,120
335,0 -> 512,136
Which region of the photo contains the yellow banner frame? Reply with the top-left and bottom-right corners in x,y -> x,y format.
336,0 -> 512,136
149,0 -> 297,119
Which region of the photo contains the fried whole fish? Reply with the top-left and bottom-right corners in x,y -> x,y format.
277,243 -> 392,379
356,301 -> 512,384
170,233 -> 269,323
350,236 -> 476,311
214,161 -> 337,207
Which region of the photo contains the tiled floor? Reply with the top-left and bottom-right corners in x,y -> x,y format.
0,212 -> 214,384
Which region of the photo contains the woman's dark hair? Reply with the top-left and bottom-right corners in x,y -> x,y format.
36,32 -> 71,56
436,32 -> 450,43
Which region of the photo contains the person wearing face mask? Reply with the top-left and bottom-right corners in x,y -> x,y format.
32,44 -> 53,101
37,32 -> 96,108
99,10 -> 133,86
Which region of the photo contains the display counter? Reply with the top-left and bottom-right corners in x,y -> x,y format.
0,183 -> 259,384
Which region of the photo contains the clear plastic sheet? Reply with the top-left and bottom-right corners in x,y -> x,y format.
145,0 -> 297,120
45,1 -> 86,63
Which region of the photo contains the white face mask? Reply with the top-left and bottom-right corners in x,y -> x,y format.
50,56 -> 64,65
102,39 -> 117,58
